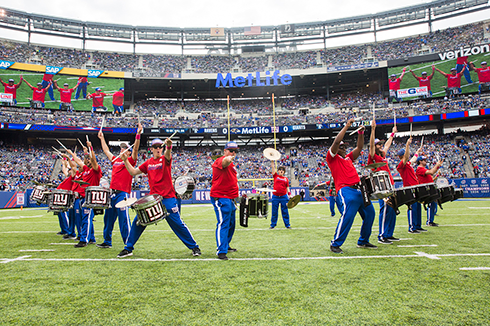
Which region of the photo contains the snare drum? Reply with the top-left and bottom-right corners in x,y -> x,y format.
48,189 -> 75,213
239,193 -> 269,227
366,171 -> 394,200
31,185 -> 49,205
82,186 -> 111,209
394,187 -> 417,208
437,185 -> 454,205
452,188 -> 464,201
415,183 -> 440,205
132,194 -> 167,226
174,176 -> 196,200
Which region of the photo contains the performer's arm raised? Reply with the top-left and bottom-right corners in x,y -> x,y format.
330,118 -> 354,155
86,140 -> 99,171
98,130 -> 114,161
132,123 -> 143,162
121,151 -> 143,176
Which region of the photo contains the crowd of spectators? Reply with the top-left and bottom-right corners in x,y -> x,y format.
1,93 -> 489,129
0,22 -> 486,75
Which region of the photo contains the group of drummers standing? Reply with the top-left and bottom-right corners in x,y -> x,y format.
38,118 -> 454,258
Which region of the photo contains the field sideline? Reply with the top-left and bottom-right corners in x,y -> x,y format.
1,199 -> 490,325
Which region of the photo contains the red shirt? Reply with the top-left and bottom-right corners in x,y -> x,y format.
416,165 -> 434,184
474,67 -> 490,83
446,72 -> 463,88
42,74 -> 53,82
210,156 -> 238,199
30,86 -> 48,102
138,156 -> 175,198
112,91 -> 124,106
82,165 -> 102,187
110,157 -> 136,193
397,160 -> 419,186
456,56 -> 468,65
78,77 -> 88,83
58,88 -> 75,103
389,78 -> 402,91
89,92 -> 107,107
414,75 -> 433,91
326,150 -> 359,191
368,153 -> 394,185
2,82 -> 21,99
57,175 -> 73,191
273,173 -> 289,196
72,171 -> 85,197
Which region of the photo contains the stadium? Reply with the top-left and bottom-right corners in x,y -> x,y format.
1,0 -> 490,324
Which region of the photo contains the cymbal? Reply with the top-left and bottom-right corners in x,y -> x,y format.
365,162 -> 387,169
255,188 -> 276,193
287,195 -> 301,209
263,148 -> 281,161
74,180 -> 89,185
115,197 -> 137,208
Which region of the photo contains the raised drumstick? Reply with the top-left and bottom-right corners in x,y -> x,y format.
349,126 -> 364,136
55,139 -> 68,151
111,143 -> 135,162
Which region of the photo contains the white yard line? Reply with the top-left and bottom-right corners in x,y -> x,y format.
398,244 -> 438,248
2,252 -> 490,263
49,243 -> 77,245
19,249 -> 55,252
459,267 -> 490,270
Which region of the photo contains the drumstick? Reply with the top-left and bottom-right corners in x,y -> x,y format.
77,138 -> 84,148
349,126 -> 363,136
137,112 -> 141,124
86,135 -> 92,155
393,109 -> 396,127
111,143 -> 135,162
100,116 -> 105,132
55,139 -> 68,151
168,130 -> 178,140
372,102 -> 375,120
410,123 -> 412,136
421,136 -> 424,147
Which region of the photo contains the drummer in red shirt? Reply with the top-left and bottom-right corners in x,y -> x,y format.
211,141 -> 239,260
409,65 -> 435,97
469,61 -> 490,95
368,120 -> 398,244
269,160 -> 291,230
24,80 -> 51,108
396,137 -> 425,234
435,65 -> 465,98
88,87 -> 108,112
54,80 -> 79,111
67,141 -> 102,247
0,75 -> 23,104
112,87 -> 124,115
388,67 -> 406,102
96,123 -> 142,249
415,155 -> 443,227
118,138 -> 201,258
55,158 -> 74,236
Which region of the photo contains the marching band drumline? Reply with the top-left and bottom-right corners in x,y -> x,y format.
30,120 -> 464,258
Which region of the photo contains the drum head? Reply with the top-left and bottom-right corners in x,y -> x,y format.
134,194 -> 162,205
99,178 -> 110,189
175,176 -> 189,195
436,178 -> 449,187
263,148 -> 281,161
115,197 -> 137,208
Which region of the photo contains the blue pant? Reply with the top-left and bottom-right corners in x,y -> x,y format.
426,201 -> 437,224
113,104 -> 123,114
57,211 -> 70,234
331,187 -> 375,247
102,191 -> 132,246
70,198 -> 82,238
378,199 -> 397,240
407,202 -> 422,232
41,80 -> 55,101
270,195 -> 290,228
456,63 -> 473,83
79,198 -> 95,243
124,197 -> 198,252
75,82 -> 88,99
212,197 -> 236,255
66,206 -> 77,237
329,195 -> 341,216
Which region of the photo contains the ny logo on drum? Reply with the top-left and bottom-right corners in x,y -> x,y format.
91,191 -> 108,204
145,203 -> 164,221
53,194 -> 68,206
32,189 -> 44,200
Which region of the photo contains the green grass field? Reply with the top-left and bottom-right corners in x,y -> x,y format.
388,52 -> 490,99
0,69 -> 123,112
1,199 -> 489,325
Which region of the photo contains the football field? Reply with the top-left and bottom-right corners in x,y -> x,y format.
1,200 -> 489,325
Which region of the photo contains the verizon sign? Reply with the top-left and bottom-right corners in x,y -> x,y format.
438,44 -> 490,60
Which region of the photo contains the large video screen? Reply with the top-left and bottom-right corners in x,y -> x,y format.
387,51 -> 488,99
0,69 -> 124,112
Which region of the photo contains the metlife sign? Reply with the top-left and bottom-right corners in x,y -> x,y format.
215,70 -> 292,88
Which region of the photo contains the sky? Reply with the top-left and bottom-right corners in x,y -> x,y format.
0,0 -> 489,54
